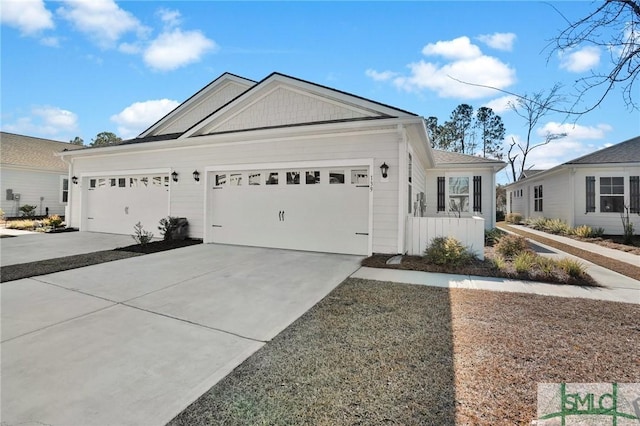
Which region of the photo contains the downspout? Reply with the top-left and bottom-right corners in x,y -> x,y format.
491,166 -> 498,228
569,167 -> 576,227
61,155 -> 73,227
397,124 -> 407,254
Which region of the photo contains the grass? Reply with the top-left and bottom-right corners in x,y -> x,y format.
169,278 -> 640,425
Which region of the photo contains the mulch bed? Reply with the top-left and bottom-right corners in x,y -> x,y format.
169,278 -> 640,425
0,239 -> 202,283
499,223 -> 640,281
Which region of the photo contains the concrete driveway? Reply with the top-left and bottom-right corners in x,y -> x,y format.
1,243 -> 362,426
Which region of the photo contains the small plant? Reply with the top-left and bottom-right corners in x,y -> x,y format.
505,213 -> 522,224
513,251 -> 537,274
158,216 -> 186,241
491,255 -> 507,271
592,227 -> 605,238
6,219 -> 36,230
132,222 -> 153,246
620,205 -> 635,245
525,216 -> 547,231
535,256 -> 557,276
543,218 -> 571,235
0,208 -> 5,220
557,258 -> 586,278
485,228 -> 506,246
45,214 -> 63,229
19,204 -> 37,217
494,234 -> 529,259
423,236 -> 476,266
572,225 -> 593,238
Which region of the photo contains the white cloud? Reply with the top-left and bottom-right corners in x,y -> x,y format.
143,29 -> 217,71
558,46 -> 600,73
365,69 -> 398,81
537,122 -> 612,140
483,95 -> 518,113
2,106 -> 78,138
393,55 -> 516,99
40,36 -> 60,47
421,36 -> 481,60
477,33 -> 516,51
57,0 -> 148,48
368,36 -> 516,99
157,8 -> 181,28
110,99 -> 180,138
0,0 -> 54,35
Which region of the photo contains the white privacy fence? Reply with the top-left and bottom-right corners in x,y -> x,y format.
405,216 -> 485,259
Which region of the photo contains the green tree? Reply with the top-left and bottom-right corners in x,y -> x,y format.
447,104 -> 475,154
475,107 -> 505,159
69,136 -> 84,146
90,131 -> 122,147
425,117 -> 456,151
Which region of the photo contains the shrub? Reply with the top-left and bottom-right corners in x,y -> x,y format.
485,228 -> 506,246
132,222 -> 153,246
592,227 -> 605,238
496,210 -> 505,222
19,204 -> 37,217
572,225 -> 593,238
557,258 -> 586,278
505,213 -> 523,224
543,218 -> 571,235
423,236 -> 476,266
44,214 -> 63,229
535,256 -> 557,276
6,219 -> 36,230
158,216 -> 187,241
513,251 -> 537,274
494,234 -> 529,258
0,208 -> 4,220
491,255 -> 507,271
525,216 -> 547,231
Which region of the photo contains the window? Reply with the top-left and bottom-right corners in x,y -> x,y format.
306,171 -> 320,184
89,179 -> 96,189
230,173 -> 242,186
249,173 -> 261,185
534,185 -> 543,212
215,174 -> 227,186
329,170 -> 344,184
448,176 -> 469,212
351,169 -> 368,185
266,172 -> 279,185
286,171 -> 300,184
119,178 -> 127,188
600,177 -> 624,212
61,178 -> 69,203
631,176 -> 640,214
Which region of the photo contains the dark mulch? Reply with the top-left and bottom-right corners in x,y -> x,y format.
499,223 -> 640,281
0,239 -> 202,283
362,249 -> 600,287
169,278 -> 640,425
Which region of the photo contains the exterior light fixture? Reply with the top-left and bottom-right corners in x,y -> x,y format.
72,176 -> 78,184
171,171 -> 178,182
380,162 -> 389,179
192,170 -> 200,182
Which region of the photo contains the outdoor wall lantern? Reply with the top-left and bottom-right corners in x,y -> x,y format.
192,170 -> 200,182
72,176 -> 78,185
171,171 -> 179,182
380,162 -> 389,179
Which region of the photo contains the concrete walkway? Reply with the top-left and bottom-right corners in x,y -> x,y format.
1,244 -> 362,426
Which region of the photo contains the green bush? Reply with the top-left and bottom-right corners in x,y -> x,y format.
423,236 -> 476,266
494,234 -> 529,258
525,216 -> 547,230
44,214 -> 63,229
132,222 -> 153,246
496,211 -> 505,222
158,216 -> 185,241
19,204 -> 37,217
6,219 -> 36,230
535,256 -> 557,276
543,218 -> 571,235
513,251 -> 537,274
485,228 -> 506,246
572,225 -> 593,238
592,227 -> 605,238
557,258 -> 586,278
505,213 -> 523,224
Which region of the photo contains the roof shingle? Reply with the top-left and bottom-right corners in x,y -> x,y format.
432,149 -> 505,165
565,135 -> 640,165
0,132 -> 84,171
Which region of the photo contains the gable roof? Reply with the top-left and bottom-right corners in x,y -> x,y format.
519,169 -> 545,180
432,149 -> 505,168
0,132 -> 84,172
181,72 -> 418,138
565,135 -> 640,165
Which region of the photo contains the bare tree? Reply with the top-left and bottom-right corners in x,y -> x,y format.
548,0 -> 640,113
507,85 -> 568,182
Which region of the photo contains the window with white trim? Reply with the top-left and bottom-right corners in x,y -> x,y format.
599,177 -> 624,213
448,176 -> 470,213
534,185 -> 543,212
60,177 -> 69,203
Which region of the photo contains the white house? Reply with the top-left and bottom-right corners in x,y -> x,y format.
0,132 -> 84,217
60,72 -> 504,255
505,136 -> 640,234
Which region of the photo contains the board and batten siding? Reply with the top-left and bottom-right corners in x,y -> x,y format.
68,127 -> 402,253
1,168 -> 68,217
424,168 -> 496,230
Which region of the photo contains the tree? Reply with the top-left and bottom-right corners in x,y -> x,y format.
507,84 -> 568,182
548,0 -> 640,113
90,131 -> 122,147
425,116 -> 456,151
69,136 -> 84,146
475,107 -> 505,159
447,104 -> 475,154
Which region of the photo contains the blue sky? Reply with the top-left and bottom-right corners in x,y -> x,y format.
2,0 -> 638,183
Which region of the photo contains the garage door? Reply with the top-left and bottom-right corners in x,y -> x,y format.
208,166 -> 370,255
85,175 -> 170,235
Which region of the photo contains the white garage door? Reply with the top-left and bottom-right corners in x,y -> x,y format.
85,175 -> 170,235
208,166 -> 370,255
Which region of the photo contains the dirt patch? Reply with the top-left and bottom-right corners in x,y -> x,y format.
0,239 -> 202,283
499,223 -> 640,281
169,278 -> 640,425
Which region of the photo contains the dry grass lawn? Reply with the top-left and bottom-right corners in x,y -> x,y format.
170,278 -> 640,425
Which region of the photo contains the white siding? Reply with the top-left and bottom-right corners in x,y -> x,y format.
424,168 -> 497,230
0,168 -> 68,217
68,128 -> 401,253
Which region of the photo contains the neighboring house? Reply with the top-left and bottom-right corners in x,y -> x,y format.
59,72 -> 504,255
0,132 -> 84,217
505,136 -> 640,234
